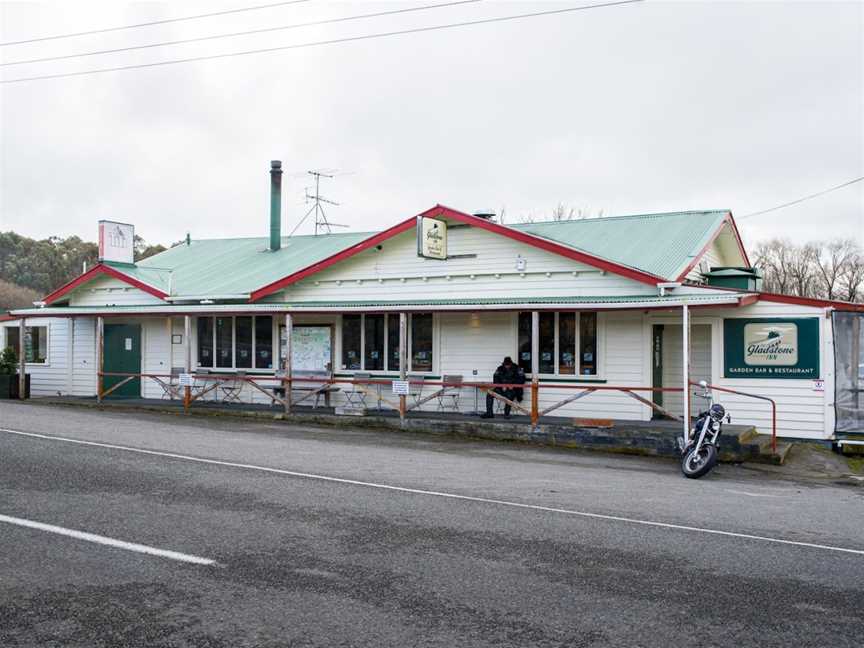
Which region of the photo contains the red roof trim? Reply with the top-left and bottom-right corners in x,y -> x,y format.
250,204 -> 664,302
43,263 -> 168,305
687,283 -> 864,311
675,212 -> 750,282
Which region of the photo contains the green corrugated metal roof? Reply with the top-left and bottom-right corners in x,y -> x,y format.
512,210 -> 729,280
131,231 -> 373,297
95,210 -> 729,300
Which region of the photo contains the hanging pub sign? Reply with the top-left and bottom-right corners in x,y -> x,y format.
417,216 -> 447,259
723,318 -> 820,379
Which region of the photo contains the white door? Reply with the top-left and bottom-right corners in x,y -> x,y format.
662,324 -> 712,418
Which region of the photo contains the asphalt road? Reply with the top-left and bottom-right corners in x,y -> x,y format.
1,402 -> 862,648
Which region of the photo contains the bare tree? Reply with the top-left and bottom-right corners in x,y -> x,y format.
813,239 -> 859,300
751,237 -> 863,302
838,247 -> 864,302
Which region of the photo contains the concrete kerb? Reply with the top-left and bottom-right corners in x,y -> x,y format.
12,397 -> 779,464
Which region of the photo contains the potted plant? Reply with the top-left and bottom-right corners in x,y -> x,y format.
0,346 -> 29,399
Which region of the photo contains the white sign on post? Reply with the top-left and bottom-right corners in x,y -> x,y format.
98,220 -> 135,264
391,380 -> 410,395
178,373 -> 194,387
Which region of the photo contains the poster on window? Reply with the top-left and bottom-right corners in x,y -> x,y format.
281,326 -> 332,375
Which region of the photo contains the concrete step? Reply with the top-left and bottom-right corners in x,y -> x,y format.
740,434 -> 793,465
735,426 -> 760,444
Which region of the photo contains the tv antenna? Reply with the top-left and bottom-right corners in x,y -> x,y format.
289,170 -> 348,236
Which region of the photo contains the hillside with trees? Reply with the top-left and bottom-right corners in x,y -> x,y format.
0,232 -> 167,311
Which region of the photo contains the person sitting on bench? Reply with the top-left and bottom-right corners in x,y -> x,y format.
481,356 -> 525,419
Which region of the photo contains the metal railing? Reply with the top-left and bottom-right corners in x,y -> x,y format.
96,373 -> 780,454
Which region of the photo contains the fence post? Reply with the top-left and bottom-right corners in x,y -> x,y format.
284,312 -> 293,415
531,311 -> 540,428
18,318 -> 26,400
183,315 -> 191,413
399,312 -> 407,423
682,302 -> 690,448
96,316 -> 104,403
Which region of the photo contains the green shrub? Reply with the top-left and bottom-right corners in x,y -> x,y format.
0,346 -> 17,375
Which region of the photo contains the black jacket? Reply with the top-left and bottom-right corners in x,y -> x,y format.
493,363 -> 523,385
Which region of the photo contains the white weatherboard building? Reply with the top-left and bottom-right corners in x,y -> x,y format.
6,164 -> 864,444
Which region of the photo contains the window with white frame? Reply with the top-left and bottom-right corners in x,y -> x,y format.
517,312 -> 598,376
196,316 -> 273,370
341,313 -> 434,372
4,325 -> 49,364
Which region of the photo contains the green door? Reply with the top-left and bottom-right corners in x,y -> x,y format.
103,324 -> 141,398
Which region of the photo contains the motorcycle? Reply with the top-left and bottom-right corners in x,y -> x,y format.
679,380 -> 730,479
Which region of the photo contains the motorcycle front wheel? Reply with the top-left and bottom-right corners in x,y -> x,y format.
681,444 -> 718,479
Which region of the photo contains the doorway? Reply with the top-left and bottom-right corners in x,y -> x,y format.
655,323 -> 712,419
103,323 -> 141,398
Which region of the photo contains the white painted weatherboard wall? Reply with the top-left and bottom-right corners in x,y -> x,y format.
650,301 -> 831,440
68,275 -> 164,307
283,225 -> 657,302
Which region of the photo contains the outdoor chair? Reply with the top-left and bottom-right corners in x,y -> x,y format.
220,371 -> 245,404
190,368 -> 214,402
437,374 -> 463,412
159,366 -> 186,400
343,372 -> 370,408
407,374 -> 426,410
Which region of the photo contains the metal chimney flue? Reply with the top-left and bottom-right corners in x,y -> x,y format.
270,160 -> 283,251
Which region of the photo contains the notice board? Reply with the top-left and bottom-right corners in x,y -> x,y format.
281,325 -> 332,374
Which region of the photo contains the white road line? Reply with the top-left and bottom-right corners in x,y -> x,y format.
3,427 -> 863,558
0,514 -> 217,566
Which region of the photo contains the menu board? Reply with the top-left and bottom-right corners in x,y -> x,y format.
281,326 -> 332,375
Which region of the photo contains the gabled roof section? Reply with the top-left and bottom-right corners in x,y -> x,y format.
512,210 -> 747,282
43,262 -> 170,305
249,205 -> 669,301
136,231 -> 373,298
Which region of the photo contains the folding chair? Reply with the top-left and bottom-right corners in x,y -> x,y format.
407,374 -> 426,409
220,371 -> 245,404
160,366 -> 185,400
437,374 -> 463,411
191,368 -> 213,402
344,372 -> 370,408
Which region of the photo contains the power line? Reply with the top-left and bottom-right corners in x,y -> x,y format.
1,0 -> 484,67
739,176 -> 864,220
0,0 -> 313,47
0,0 -> 644,84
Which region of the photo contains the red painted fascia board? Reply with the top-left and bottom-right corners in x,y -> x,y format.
249,218 -> 418,301
725,211 -> 751,267
43,263 -> 168,305
757,291 -> 864,311
675,212 -> 750,283
686,283 -> 864,311
250,204 -> 664,302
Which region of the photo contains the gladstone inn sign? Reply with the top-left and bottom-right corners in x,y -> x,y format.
723,317 -> 820,379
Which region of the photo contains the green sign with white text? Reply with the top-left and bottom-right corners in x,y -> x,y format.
723,318 -> 820,379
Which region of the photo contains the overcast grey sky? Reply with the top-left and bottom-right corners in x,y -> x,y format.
1,0 -> 862,251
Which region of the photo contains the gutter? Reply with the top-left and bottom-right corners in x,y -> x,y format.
8,296 -> 748,318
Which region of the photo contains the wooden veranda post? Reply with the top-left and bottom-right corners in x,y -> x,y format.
18,318 -> 26,400
183,315 -> 191,413
284,313 -> 293,414
682,302 -> 690,447
530,311 -> 540,427
96,316 -> 104,403
399,312 -> 407,422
